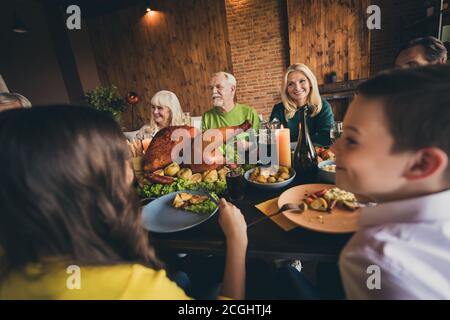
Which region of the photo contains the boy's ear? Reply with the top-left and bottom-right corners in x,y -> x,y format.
404,148 -> 448,181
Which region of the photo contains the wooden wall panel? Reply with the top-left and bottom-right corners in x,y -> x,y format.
287,0 -> 370,84
88,0 -> 232,130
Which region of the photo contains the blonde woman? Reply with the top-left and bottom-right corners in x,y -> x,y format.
139,90 -> 184,137
270,64 -> 334,145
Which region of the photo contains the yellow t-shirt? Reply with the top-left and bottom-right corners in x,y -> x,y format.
0,263 -> 192,300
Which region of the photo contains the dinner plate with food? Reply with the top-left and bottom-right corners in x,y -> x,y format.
278,184 -> 375,234
141,190 -> 219,233
244,165 -> 296,189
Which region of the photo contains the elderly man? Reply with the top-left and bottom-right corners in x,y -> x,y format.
202,72 -> 260,130
395,36 -> 448,69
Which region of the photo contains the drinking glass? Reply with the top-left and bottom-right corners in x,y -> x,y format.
226,168 -> 245,201
330,121 -> 343,144
142,133 -> 152,154
183,112 -> 191,126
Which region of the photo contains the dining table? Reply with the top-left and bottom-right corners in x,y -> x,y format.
148,179 -> 354,263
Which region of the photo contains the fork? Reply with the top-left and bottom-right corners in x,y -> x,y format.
247,203 -> 306,229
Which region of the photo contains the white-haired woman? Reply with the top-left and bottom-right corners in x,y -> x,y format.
270,64 -> 334,145
0,92 -> 32,112
139,90 -> 184,137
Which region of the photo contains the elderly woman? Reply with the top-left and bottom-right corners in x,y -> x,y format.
270,64 -> 334,146
0,92 -> 32,112
138,90 -> 185,138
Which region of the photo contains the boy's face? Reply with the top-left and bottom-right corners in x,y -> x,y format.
332,95 -> 413,202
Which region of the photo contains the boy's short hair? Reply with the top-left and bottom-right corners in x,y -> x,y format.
357,65 -> 450,176
396,36 -> 447,63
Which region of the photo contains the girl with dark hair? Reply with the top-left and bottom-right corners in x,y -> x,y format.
0,105 -> 247,299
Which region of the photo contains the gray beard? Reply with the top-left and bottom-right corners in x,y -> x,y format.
213,99 -> 224,107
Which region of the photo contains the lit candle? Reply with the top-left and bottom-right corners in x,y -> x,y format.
276,127 -> 291,168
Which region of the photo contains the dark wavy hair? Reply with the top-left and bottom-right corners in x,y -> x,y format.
0,105 -> 162,277
397,36 -> 447,63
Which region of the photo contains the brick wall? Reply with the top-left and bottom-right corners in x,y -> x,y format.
225,0 -> 289,120
224,0 -> 438,118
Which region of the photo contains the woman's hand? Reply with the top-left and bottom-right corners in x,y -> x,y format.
218,198 -> 248,248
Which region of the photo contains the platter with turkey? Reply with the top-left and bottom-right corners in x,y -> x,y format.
138,121 -> 253,199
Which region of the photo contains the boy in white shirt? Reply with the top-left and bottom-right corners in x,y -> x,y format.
333,65 -> 450,299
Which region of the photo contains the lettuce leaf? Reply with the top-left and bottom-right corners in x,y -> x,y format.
140,179 -> 227,198
185,194 -> 219,215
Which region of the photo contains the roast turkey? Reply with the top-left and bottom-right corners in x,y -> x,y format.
143,120 -> 252,173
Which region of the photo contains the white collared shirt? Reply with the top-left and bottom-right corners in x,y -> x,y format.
339,189 -> 450,300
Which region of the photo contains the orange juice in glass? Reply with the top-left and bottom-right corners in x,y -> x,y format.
142,134 -> 152,154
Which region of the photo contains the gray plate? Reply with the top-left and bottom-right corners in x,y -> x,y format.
244,167 -> 296,190
142,190 -> 218,233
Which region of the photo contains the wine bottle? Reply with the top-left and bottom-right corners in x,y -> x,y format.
293,105 -> 318,183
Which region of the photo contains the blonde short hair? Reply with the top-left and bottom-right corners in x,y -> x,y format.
150,90 -> 184,128
0,92 -> 32,112
281,64 -> 322,119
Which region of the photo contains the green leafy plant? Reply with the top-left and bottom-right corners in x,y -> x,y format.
85,85 -> 126,124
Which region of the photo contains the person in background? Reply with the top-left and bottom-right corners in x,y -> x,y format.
202,72 -> 260,131
0,92 -> 31,112
335,65 -> 450,299
0,105 -> 248,300
270,63 -> 334,146
395,36 -> 447,69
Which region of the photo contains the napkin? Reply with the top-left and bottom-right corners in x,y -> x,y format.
255,197 -> 297,231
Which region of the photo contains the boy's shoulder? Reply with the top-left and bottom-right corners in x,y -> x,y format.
340,221 -> 450,299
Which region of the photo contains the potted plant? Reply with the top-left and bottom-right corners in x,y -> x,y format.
85,85 -> 127,126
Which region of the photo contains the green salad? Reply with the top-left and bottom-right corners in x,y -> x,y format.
185,193 -> 219,215
140,178 -> 227,198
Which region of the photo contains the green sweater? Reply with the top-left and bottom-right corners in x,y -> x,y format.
270,98 -> 334,146
202,103 -> 260,131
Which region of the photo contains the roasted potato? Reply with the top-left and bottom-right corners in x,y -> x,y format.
267,176 -> 277,183
277,177 -> 286,182
278,166 -> 289,174
164,163 -> 180,177
310,198 -> 328,211
256,175 -> 267,183
172,194 -> 184,208
278,172 -> 290,180
249,168 -> 259,181
203,169 -> 218,183
190,173 -> 202,183
190,195 -> 208,204
218,167 -> 230,180
177,168 -> 193,180
179,192 -> 193,201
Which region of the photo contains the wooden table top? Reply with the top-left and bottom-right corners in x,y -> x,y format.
149,181 -> 353,262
